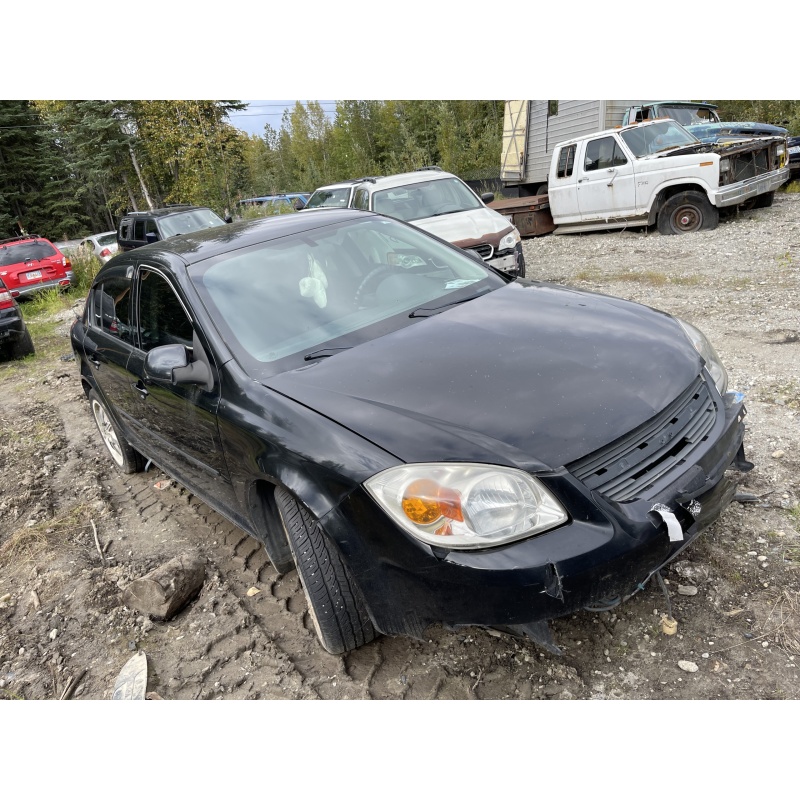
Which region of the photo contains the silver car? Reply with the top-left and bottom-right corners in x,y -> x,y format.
79,231 -> 119,264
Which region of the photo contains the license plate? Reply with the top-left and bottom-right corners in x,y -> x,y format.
26,270 -> 42,280
790,146 -> 800,154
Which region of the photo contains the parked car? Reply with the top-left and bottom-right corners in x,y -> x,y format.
79,231 -> 119,264
71,209 -> 752,655
305,168 -> 525,277
685,121 -> 789,144
239,194 -> 310,213
789,135 -> 800,178
0,277 -> 35,359
116,206 -> 227,252
0,235 -> 73,298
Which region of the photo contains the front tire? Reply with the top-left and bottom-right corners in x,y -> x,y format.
752,191 -> 775,209
275,487 -> 375,654
88,388 -> 144,474
657,191 -> 719,235
11,329 -> 35,359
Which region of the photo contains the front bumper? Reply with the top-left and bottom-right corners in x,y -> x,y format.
487,243 -> 525,276
325,389 -> 749,640
714,166 -> 791,207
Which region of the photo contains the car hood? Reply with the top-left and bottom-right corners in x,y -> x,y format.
412,206 -> 512,248
265,281 -> 703,471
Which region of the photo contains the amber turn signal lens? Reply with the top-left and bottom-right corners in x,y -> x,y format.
401,479 -> 464,525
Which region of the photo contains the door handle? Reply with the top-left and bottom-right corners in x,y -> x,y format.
133,381 -> 148,399
88,354 -> 101,369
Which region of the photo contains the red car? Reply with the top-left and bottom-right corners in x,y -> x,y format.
0,235 -> 73,298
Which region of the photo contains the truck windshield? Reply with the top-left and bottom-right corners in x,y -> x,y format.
621,121 -> 699,158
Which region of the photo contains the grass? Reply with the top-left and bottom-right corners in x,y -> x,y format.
783,180 -> 800,194
0,501 -> 94,569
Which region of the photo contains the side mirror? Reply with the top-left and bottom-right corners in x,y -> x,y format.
145,232 -> 159,244
481,192 -> 495,204
144,344 -> 189,383
143,331 -> 214,391
225,216 -> 233,224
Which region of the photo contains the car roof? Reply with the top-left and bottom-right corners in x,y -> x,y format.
122,206 -> 210,218
128,207 -> 375,266
311,169 -> 456,195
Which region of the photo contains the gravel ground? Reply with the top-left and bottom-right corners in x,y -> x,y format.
1,193 -> 798,701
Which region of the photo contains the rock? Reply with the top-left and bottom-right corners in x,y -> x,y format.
673,561 -> 709,584
771,450 -> 785,459
678,660 -> 699,673
49,629 -> 58,640
677,585 -> 698,596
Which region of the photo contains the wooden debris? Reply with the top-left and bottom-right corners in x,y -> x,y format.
121,552 -> 206,621
30,590 -> 41,611
61,669 -> 87,700
91,519 -> 106,567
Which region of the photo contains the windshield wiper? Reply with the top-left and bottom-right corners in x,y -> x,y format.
410,293 -> 484,318
303,347 -> 352,361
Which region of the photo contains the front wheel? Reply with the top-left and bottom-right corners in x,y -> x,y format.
657,191 -> 719,235
275,487 -> 375,654
88,388 -> 144,474
11,329 -> 35,359
751,191 -> 775,209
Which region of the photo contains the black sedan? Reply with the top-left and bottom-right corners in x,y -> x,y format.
70,209 -> 752,654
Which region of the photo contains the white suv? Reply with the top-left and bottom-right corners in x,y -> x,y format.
304,168 -> 525,277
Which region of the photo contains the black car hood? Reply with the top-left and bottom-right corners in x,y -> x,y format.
265,281 -> 702,470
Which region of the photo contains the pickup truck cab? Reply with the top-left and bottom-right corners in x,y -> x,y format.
548,119 -> 790,235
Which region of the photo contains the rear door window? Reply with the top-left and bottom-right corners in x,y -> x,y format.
90,275 -> 133,343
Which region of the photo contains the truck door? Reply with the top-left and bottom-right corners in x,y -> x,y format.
577,135 -> 637,221
547,143 -> 580,224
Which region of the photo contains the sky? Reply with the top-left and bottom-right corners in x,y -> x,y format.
227,101 -> 337,136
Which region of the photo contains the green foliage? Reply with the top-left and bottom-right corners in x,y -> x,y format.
68,246 -> 102,294
712,100 -> 800,135
3,99 -> 505,240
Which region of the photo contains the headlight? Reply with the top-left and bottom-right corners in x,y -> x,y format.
364,463 -> 568,550
676,317 -> 728,396
498,228 -> 521,251
719,159 -> 731,174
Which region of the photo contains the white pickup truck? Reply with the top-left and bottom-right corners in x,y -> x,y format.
547,119 -> 790,235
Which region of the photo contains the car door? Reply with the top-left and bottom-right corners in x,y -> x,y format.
82,264 -> 140,425
577,134 -> 637,221
124,263 -> 236,510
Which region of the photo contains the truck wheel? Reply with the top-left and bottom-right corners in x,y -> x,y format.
535,184 -> 549,196
275,487 -> 375,654
751,191 -> 775,209
657,191 -> 719,235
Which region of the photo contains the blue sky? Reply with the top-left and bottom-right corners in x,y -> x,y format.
227,101 -> 337,136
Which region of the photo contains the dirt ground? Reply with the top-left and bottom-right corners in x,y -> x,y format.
1,194 -> 798,701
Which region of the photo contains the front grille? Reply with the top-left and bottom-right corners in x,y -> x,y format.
466,243 -> 494,261
568,375 -> 718,502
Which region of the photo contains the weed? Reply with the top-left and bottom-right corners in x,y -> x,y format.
783,180 -> 800,195
0,502 -> 94,569
22,289 -> 68,318
575,268 -> 603,282
68,247 -> 102,294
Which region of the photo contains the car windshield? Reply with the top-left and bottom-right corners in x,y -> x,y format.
656,105 -> 718,125
97,233 -> 117,246
190,216 -> 503,370
305,188 -> 352,209
158,209 -> 226,238
620,121 -> 700,157
0,241 -> 57,266
371,177 -> 483,222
